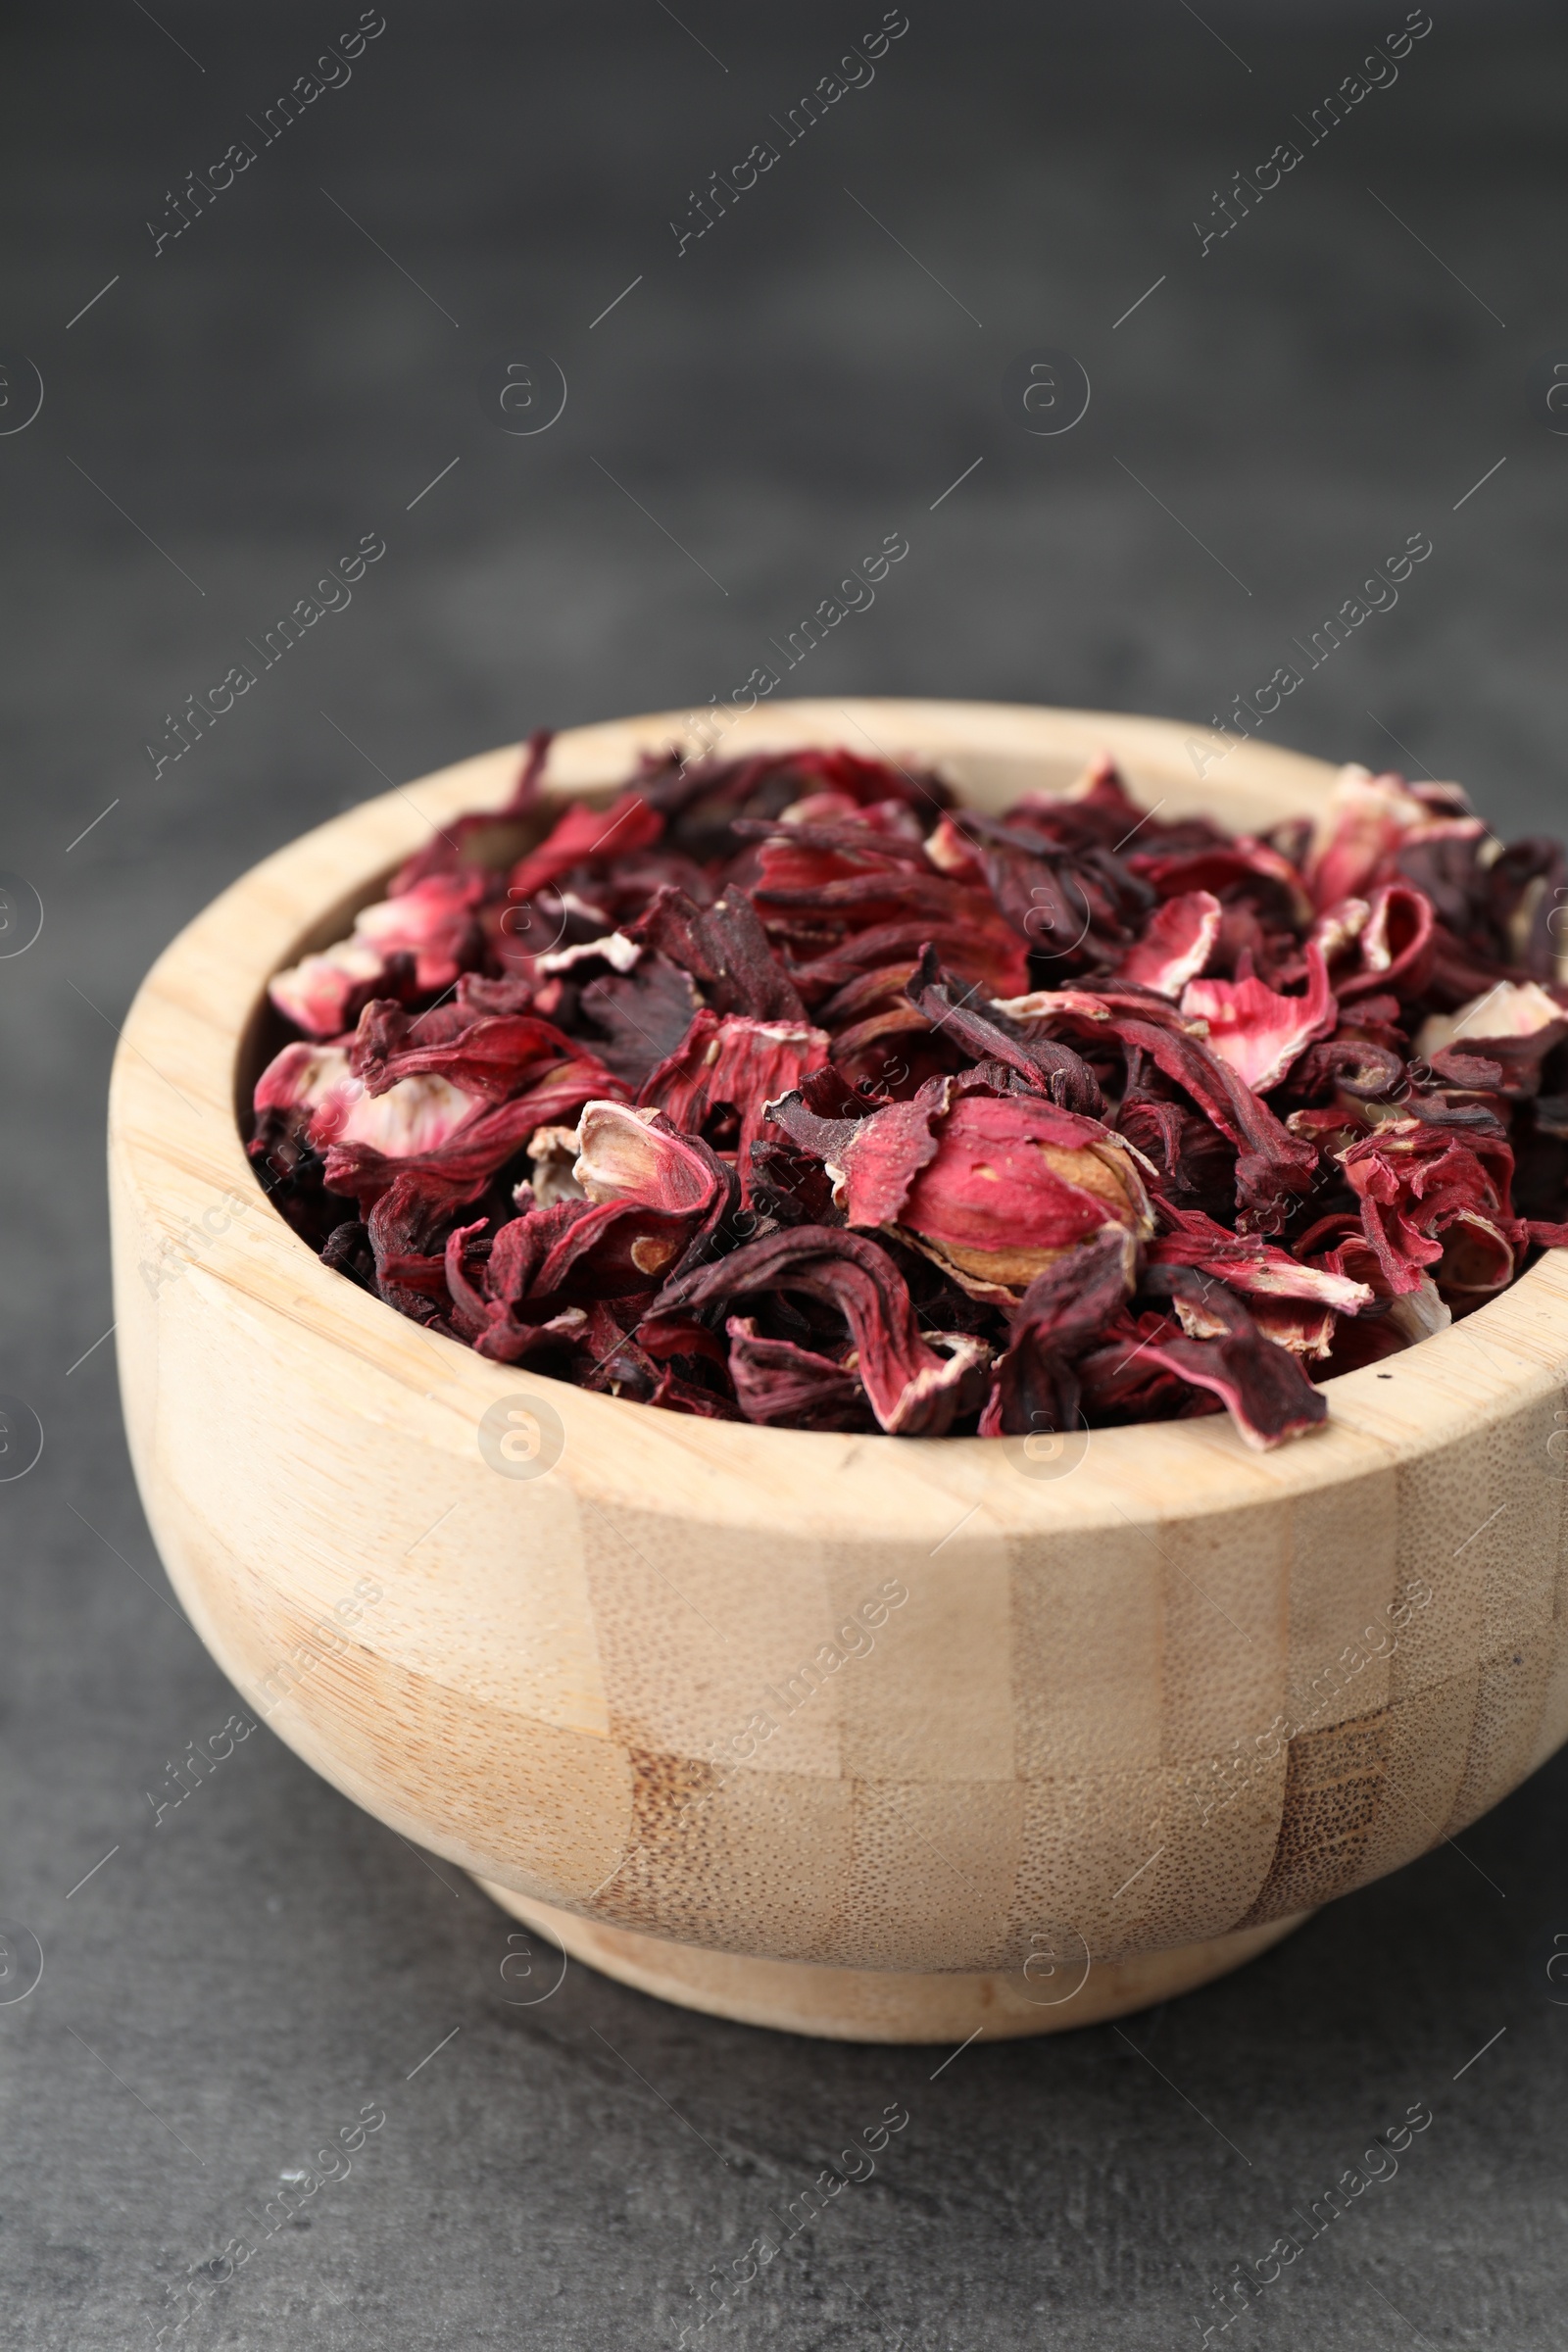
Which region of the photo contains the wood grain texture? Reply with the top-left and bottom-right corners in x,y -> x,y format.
108,699 -> 1568,2039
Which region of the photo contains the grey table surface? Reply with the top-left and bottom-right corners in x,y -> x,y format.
3,5 -> 1566,2346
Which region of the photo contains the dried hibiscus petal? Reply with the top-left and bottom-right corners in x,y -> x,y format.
724,1316 -> 874,1431
1336,1117 -> 1526,1300
1149,1202 -> 1374,1313
320,1057 -> 621,1212
1116,890 -> 1223,997
570,951 -> 704,1091
637,1008 -> 829,1203
1130,1266 -> 1329,1448
505,789 -> 662,906
656,1226 -> 989,1435
349,998 -> 597,1103
906,947 -> 1105,1114
1304,765 -> 1437,910
252,727 -> 1568,1446
1179,944 -> 1337,1095
978,1226 -> 1132,1439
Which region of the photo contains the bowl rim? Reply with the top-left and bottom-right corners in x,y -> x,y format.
109,694 -> 1568,1544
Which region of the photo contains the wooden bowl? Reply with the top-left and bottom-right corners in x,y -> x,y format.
109,700 -> 1568,2042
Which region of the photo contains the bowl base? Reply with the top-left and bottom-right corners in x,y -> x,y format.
471,1882 -> 1311,2043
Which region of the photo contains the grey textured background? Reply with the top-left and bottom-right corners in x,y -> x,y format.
2,4 -> 1566,2347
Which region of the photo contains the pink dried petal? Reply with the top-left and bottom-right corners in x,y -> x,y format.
1246,1296 -> 1338,1358
1337,1118 -> 1521,1297
1116,890 -> 1223,997
321,1057 -> 616,1210
778,789 -> 864,827
257,1042 -> 485,1162
1333,881 -> 1436,1003
1416,979 -> 1568,1056
268,940 -> 388,1038
1435,1208 -> 1516,1298
895,1092 -> 1153,1297
924,813 -> 987,882
990,985 -> 1205,1037
254,1040 -> 353,1120
1180,943 -> 1337,1094
1304,765 -> 1432,910
1309,897 -> 1371,965
353,873 -> 488,990
1150,1203 -> 1373,1311
773,1065 -> 1154,1299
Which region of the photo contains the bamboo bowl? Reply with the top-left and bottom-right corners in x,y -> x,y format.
109,699 -> 1568,2041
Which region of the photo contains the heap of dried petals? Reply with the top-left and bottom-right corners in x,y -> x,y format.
250,736 -> 1568,1449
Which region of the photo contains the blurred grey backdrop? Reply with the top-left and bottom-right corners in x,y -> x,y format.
2,4 -> 1566,2348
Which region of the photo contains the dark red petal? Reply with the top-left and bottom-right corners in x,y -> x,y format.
656,1225 -> 989,1435
350,999 -> 599,1103
906,947 -> 1104,1114
638,1009 -> 829,1204
1107,1014 -> 1320,1229
625,883 -> 808,1020
1135,1267 -> 1329,1448
978,1226 -> 1132,1438
724,1316 -> 873,1431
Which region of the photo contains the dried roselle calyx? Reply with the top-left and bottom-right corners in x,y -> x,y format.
569,951 -> 703,1092
270,874 -> 489,1038
625,883 -> 807,1020
655,1225 -> 989,1435
724,1316 -> 876,1432
978,1226 -> 1132,1439
638,1008 -> 830,1204
572,1101 -> 725,1218
905,947 -> 1105,1113
1126,1265 -> 1330,1448
252,731 -> 1568,1445
1116,890 -> 1223,998
1179,944 -> 1338,1094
